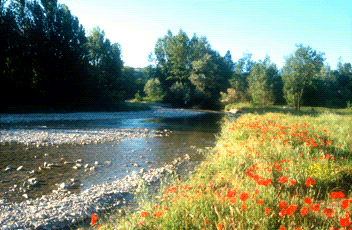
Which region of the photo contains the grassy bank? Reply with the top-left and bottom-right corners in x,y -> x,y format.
95,108 -> 352,230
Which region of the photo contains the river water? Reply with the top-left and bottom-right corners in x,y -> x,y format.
0,106 -> 225,203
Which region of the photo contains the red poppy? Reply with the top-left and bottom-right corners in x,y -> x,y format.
279,208 -> 286,217
310,204 -> 320,212
208,182 -> 214,188
331,191 -> 345,200
154,210 -> 162,218
289,179 -> 296,185
257,199 -> 263,205
265,207 -> 270,215
218,223 -> 223,230
340,217 -> 351,227
227,190 -> 236,198
279,201 -> 287,208
342,199 -> 350,209
239,191 -> 249,202
300,206 -> 309,216
241,204 -> 246,211
141,211 -> 148,218
304,197 -> 312,204
280,226 -> 287,230
278,176 -> 288,184
138,222 -> 143,226
324,208 -> 335,218
91,213 -> 98,225
305,177 -> 316,187
286,204 -> 297,216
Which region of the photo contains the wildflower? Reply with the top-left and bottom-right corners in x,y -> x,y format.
154,204 -> 159,209
331,191 -> 345,200
239,191 -> 249,202
286,204 -> 297,216
141,211 -> 148,218
324,208 -> 335,217
208,182 -> 214,188
91,213 -> 98,225
289,179 -> 296,185
280,226 -> 287,230
153,210 -> 162,218
279,208 -> 286,217
257,199 -> 263,205
227,190 -> 236,198
241,204 -> 246,211
304,197 -> 312,204
278,176 -> 288,184
218,222 -> 223,230
310,204 -> 320,212
265,207 -> 270,215
342,199 -> 350,209
340,217 -> 351,227
138,222 -> 143,226
279,201 -> 287,208
300,206 -> 309,216
305,177 -> 316,187
164,206 -> 168,210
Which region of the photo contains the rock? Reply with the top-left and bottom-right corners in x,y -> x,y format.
59,182 -> 69,190
19,187 -> 28,193
44,153 -> 50,157
133,163 -> 139,167
76,159 -> 82,163
84,164 -> 89,168
16,166 -> 24,171
5,165 -> 13,171
140,168 -> 147,173
228,108 -> 243,114
94,161 -> 99,165
22,194 -> 28,199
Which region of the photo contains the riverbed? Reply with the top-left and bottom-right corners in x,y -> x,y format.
0,105 -> 224,209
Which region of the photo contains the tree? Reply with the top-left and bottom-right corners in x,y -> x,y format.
248,55 -> 278,106
144,78 -> 164,102
281,44 -> 325,111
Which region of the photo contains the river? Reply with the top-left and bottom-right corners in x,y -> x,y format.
0,105 -> 225,204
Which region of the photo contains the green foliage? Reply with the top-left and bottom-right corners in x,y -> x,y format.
281,44 -> 325,111
144,78 -> 164,102
248,55 -> 278,106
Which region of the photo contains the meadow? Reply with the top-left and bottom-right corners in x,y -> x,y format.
95,106 -> 352,230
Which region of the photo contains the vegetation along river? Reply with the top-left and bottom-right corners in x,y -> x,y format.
0,106 -> 225,204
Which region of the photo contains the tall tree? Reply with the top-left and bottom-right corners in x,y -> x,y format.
248,55 -> 278,106
281,44 -> 325,111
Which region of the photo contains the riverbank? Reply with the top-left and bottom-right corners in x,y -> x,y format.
0,105 -> 216,229
103,108 -> 352,229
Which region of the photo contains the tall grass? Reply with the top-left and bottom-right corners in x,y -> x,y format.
97,109 -> 352,230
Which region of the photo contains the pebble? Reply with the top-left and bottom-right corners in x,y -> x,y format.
16,166 -> 24,171
5,165 -> 13,172
0,162 -> 179,229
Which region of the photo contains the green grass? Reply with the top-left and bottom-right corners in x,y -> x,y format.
93,107 -> 352,230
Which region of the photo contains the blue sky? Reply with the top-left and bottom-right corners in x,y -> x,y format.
57,0 -> 352,70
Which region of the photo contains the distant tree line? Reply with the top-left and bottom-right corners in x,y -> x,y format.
1,1 -> 351,112
1,0 -> 143,112
143,30 -> 352,111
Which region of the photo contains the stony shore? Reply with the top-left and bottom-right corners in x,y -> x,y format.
0,106 -> 205,229
0,156 -> 190,229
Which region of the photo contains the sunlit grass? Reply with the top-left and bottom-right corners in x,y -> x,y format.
96,108 -> 352,230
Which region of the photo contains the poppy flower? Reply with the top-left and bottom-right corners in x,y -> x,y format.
91,213 -> 98,225
138,222 -> 143,226
227,190 -> 236,198
141,211 -> 148,218
286,204 -> 297,216
340,217 -> 351,227
241,204 -> 246,211
154,210 -> 162,218
278,176 -> 288,184
331,191 -> 345,200
289,179 -> 296,185
257,199 -> 263,205
218,223 -> 223,230
300,206 -> 309,216
305,177 -> 316,187
279,208 -> 286,217
342,199 -> 350,209
265,207 -> 270,215
280,226 -> 286,230
208,182 -> 214,188
239,192 -> 249,202
304,197 -> 312,204
324,208 -> 335,218
310,204 -> 320,212
279,201 -> 287,208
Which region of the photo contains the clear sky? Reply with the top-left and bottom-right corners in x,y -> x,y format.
57,0 -> 352,70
